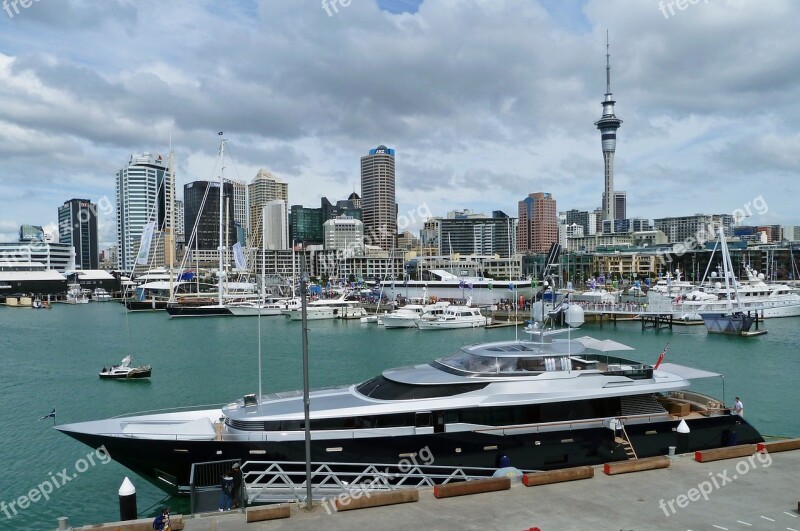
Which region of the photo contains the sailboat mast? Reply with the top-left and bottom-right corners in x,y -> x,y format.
218,138 -> 226,307
168,141 -> 175,302
718,226 -> 737,312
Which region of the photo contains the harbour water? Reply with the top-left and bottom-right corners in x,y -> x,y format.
1,303 -> 798,529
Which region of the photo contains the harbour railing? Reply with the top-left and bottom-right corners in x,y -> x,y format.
240,460 -> 503,504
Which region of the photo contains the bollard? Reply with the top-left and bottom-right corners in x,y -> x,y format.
56,516 -> 70,530
118,477 -> 137,521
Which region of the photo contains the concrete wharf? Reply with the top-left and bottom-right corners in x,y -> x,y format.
73,446 -> 800,531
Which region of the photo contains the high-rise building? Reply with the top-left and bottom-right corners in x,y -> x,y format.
361,145 -> 396,251
58,198 -> 98,270
228,179 -> 248,246
248,169 -> 288,248
262,200 -> 289,251
173,200 -> 184,245
321,196 -> 362,223
782,226 -> 800,242
594,36 -> 623,228
323,215 -> 364,254
437,211 -> 516,258
614,191 -> 627,221
517,192 -> 557,254
290,206 -> 324,245
565,209 -> 591,236
115,153 -> 173,271
653,214 -> 734,244
183,181 -> 237,251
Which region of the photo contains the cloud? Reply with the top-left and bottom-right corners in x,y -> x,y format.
0,0 -> 798,250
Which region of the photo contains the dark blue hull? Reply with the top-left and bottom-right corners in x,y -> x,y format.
58,413 -> 761,495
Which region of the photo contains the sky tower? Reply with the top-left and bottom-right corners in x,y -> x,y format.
594,33 -> 622,228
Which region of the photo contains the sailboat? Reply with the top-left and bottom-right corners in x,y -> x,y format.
166,137 -> 236,318
700,227 -> 763,335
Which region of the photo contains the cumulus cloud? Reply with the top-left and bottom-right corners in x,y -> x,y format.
0,0 -> 797,249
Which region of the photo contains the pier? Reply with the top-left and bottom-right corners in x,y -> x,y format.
74,447 -> 800,530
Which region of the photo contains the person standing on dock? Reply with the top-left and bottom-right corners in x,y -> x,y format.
231,462 -> 243,509
219,470 -> 234,511
733,397 -> 744,417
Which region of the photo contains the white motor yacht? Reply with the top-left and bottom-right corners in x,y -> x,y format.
228,298 -> 300,317
380,301 -> 451,328
416,305 -> 489,330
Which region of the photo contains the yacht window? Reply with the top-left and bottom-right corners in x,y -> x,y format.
356,376 -> 489,400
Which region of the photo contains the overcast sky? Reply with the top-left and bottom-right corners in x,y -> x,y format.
1,0 -> 798,246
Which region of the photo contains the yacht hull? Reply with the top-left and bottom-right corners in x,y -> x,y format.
417,319 -> 488,330
166,306 -> 233,318
57,413 -> 760,496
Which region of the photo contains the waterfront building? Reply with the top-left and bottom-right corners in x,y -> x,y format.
437,211 -> 515,258
566,232 -> 633,254
594,38 -> 623,227
58,198 -> 98,270
323,216 -> 364,254
115,153 -> 173,271
361,145 -> 396,250
315,250 -> 403,282
517,192 -> 557,254
0,241 -> 74,272
183,181 -> 237,251
653,214 -> 734,244
0,261 -> 67,295
248,169 -> 288,249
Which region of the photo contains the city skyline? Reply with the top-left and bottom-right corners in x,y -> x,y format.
1,1 -> 799,247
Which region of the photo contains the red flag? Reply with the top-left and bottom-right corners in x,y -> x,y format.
654,342 -> 669,369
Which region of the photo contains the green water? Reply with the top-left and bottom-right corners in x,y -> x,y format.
1,303 -> 798,529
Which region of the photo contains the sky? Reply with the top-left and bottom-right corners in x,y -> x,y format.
0,0 -> 798,247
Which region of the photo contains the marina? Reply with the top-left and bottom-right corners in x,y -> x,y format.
1,302 -> 799,529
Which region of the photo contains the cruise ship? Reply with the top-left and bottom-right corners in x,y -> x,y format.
56,329 -> 762,498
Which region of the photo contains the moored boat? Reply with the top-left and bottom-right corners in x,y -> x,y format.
99,356 -> 152,380
57,326 -> 761,499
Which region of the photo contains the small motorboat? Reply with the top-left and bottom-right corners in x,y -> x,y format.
99,355 -> 152,379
